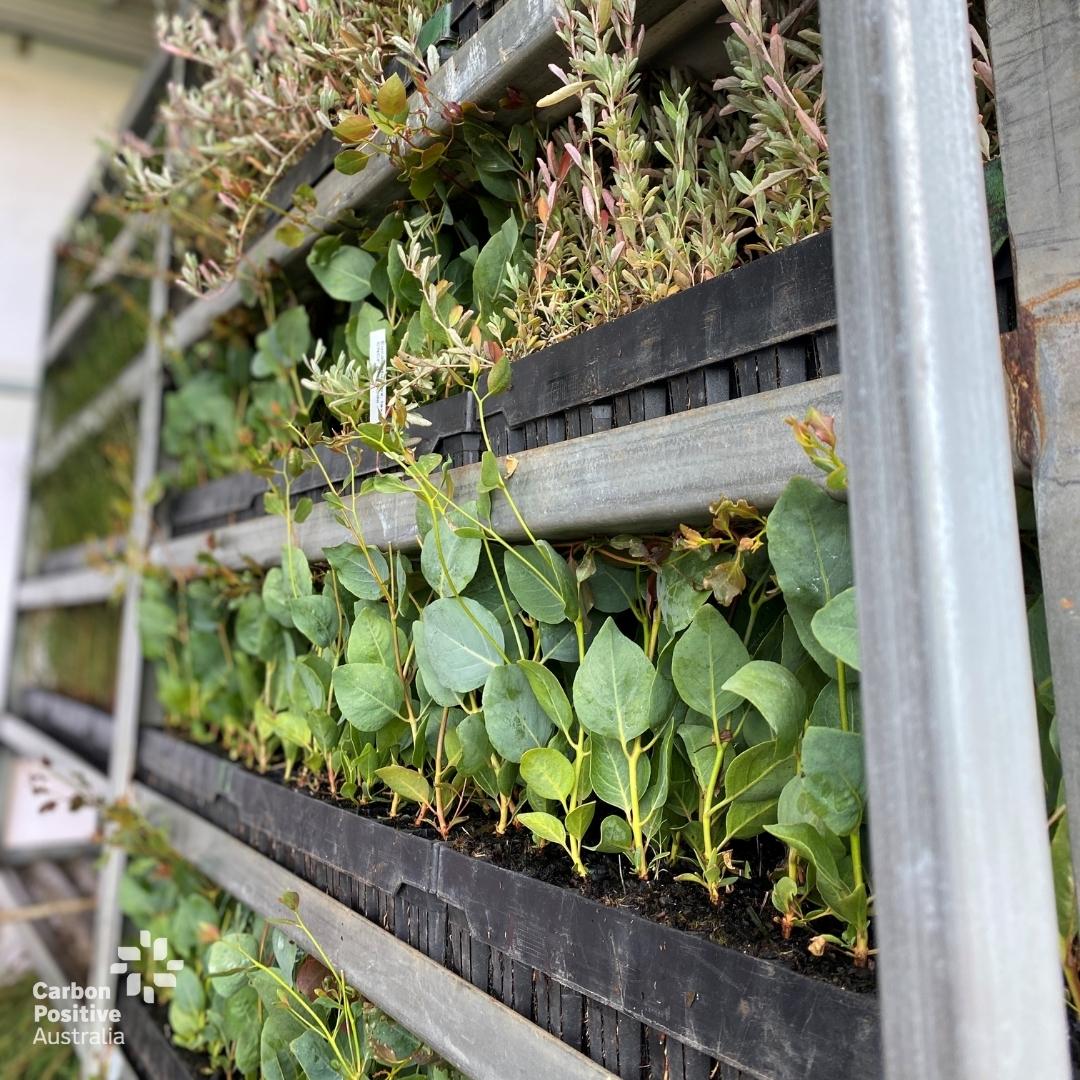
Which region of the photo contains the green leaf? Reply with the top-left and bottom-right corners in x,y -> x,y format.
347,606 -> 404,668
811,587 -> 860,670
766,821 -> 863,926
589,735 -> 650,813
413,619 -> 462,708
565,801 -> 596,840
721,660 -> 806,752
263,567 -> 294,628
325,542 -> 389,601
261,1007 -> 306,1080
767,476 -> 853,672
377,72 -> 409,120
275,222 -> 305,248
224,987 -> 261,1074
267,709 -> 310,748
520,747 -> 574,802
289,594 -> 339,648
504,541 -> 578,624
657,550 -> 713,632
290,1030 -> 340,1080
253,307 -> 311,374
206,932 -> 257,996
171,966 -> 205,1015
421,517 -> 481,597
376,764 -> 432,805
482,662 -> 555,762
588,559 -> 641,614
478,450 -> 502,494
722,740 -> 796,804
810,679 -> 861,731
334,148 -> 368,175
671,606 -> 750,721
236,594 -> 280,661
590,814 -> 633,853
802,727 -> 864,792
517,811 -> 567,848
573,619 -> 655,743
678,723 -> 718,792
488,354 -> 512,396
473,215 -> 518,320
725,797 -> 779,840
282,545 -> 312,599
423,597 -> 504,692
519,659 -> 574,737
332,663 -> 403,731
306,235 -> 376,302
780,772 -> 862,836
172,894 -> 219,955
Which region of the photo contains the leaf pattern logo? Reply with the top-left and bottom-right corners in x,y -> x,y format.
110,930 -> 184,1003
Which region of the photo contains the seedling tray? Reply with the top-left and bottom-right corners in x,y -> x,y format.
449,0 -> 511,41
137,728 -> 881,1080
119,997 -> 200,1080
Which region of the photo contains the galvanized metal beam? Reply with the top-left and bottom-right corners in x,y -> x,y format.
137,783 -> 615,1080
15,565 -> 123,611
819,0 -> 1071,1077
987,0 -> 1080,912
154,375 -> 844,573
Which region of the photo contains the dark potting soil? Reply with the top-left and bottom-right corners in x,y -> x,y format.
186,736 -> 877,996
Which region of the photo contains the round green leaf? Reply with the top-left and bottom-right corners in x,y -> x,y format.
573,618 -> 655,742
376,764 -> 431,805
289,594 -> 339,648
332,663 -> 403,731
424,597 -> 504,693
520,747 -> 574,802
306,236 -> 376,301
347,606 -> 405,668
810,587 -> 860,671
421,517 -> 481,597
721,660 -> 806,752
206,932 -> 257,996
504,541 -> 578,624
671,606 -> 750,721
482,662 -> 554,762
325,542 -> 389,601
517,811 -> 566,848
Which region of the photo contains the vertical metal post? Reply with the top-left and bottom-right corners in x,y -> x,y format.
819,1 -> 1070,1077
85,213 -> 170,1067
986,0 -> 1080,904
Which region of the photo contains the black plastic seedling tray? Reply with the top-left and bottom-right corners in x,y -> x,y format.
138,728 -> 881,1080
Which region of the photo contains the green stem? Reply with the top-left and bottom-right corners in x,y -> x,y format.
837,660 -> 850,732
625,739 -> 648,879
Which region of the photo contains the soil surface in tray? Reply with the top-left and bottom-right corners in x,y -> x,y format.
177,739 -> 876,995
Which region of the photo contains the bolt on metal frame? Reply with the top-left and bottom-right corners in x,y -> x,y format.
820,0 -> 1071,1076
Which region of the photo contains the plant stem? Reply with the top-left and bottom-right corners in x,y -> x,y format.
837,660 -> 850,733
625,739 -> 648,879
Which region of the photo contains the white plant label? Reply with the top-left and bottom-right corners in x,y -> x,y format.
369,329 -> 387,423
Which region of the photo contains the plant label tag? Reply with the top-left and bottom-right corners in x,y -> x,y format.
369,329 -> 387,423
